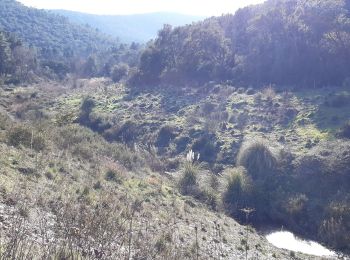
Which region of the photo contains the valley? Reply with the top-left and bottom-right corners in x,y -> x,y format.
1,0 -> 350,259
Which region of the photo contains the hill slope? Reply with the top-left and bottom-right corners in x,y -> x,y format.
0,80 -> 327,260
0,0 -> 117,60
52,10 -> 205,43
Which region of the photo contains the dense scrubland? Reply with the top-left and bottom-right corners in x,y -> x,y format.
0,0 -> 350,259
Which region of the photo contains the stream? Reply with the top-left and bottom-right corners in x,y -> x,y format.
266,231 -> 337,257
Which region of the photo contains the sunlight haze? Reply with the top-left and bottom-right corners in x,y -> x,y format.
17,0 -> 265,16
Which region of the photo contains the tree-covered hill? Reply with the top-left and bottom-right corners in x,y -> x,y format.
0,0 -> 118,61
132,0 -> 350,88
53,10 -> 205,43
0,0 -> 144,82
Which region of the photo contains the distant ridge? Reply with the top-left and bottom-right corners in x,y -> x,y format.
51,10 -> 206,43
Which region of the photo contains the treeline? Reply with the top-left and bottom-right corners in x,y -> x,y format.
131,0 -> 350,88
0,29 -> 142,83
0,30 -> 38,83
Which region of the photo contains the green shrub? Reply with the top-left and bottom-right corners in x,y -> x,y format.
222,167 -> 252,214
104,121 -> 139,145
175,136 -> 190,153
236,140 -> 277,179
105,170 -> 122,184
155,125 -> 177,148
54,125 -> 96,150
78,97 -> 95,125
192,134 -> 218,163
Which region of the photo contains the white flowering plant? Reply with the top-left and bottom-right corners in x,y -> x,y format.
186,149 -> 200,164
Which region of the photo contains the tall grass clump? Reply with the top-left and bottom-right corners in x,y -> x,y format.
178,150 -> 200,195
236,140 -> 277,179
222,167 -> 252,215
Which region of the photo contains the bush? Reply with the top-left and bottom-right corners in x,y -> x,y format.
7,126 -> 31,147
7,125 -> 45,151
155,125 -> 177,148
78,97 -> 95,125
236,140 -> 277,179
105,170 -> 122,183
337,121 -> 350,139
110,63 -> 129,82
192,134 -> 218,163
222,167 -> 252,214
104,121 -> 139,145
320,201 -> 350,249
54,125 -> 96,150
77,97 -> 111,134
175,136 -> 190,153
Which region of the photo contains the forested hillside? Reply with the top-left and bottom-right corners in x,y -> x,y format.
53,10 -> 204,43
0,0 -> 143,83
0,0 -> 116,61
132,0 -> 350,88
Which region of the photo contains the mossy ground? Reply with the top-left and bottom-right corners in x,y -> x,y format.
55,81 -> 349,158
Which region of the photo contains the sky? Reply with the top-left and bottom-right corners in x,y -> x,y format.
17,0 -> 265,16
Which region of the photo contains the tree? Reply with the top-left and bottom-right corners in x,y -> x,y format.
0,31 -> 11,75
12,45 -> 37,81
137,45 -> 164,85
82,55 -> 98,78
110,63 -> 129,82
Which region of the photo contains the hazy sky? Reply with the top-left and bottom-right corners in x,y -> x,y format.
18,0 -> 265,16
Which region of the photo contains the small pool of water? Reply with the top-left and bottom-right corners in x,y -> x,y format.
266,231 -> 336,257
